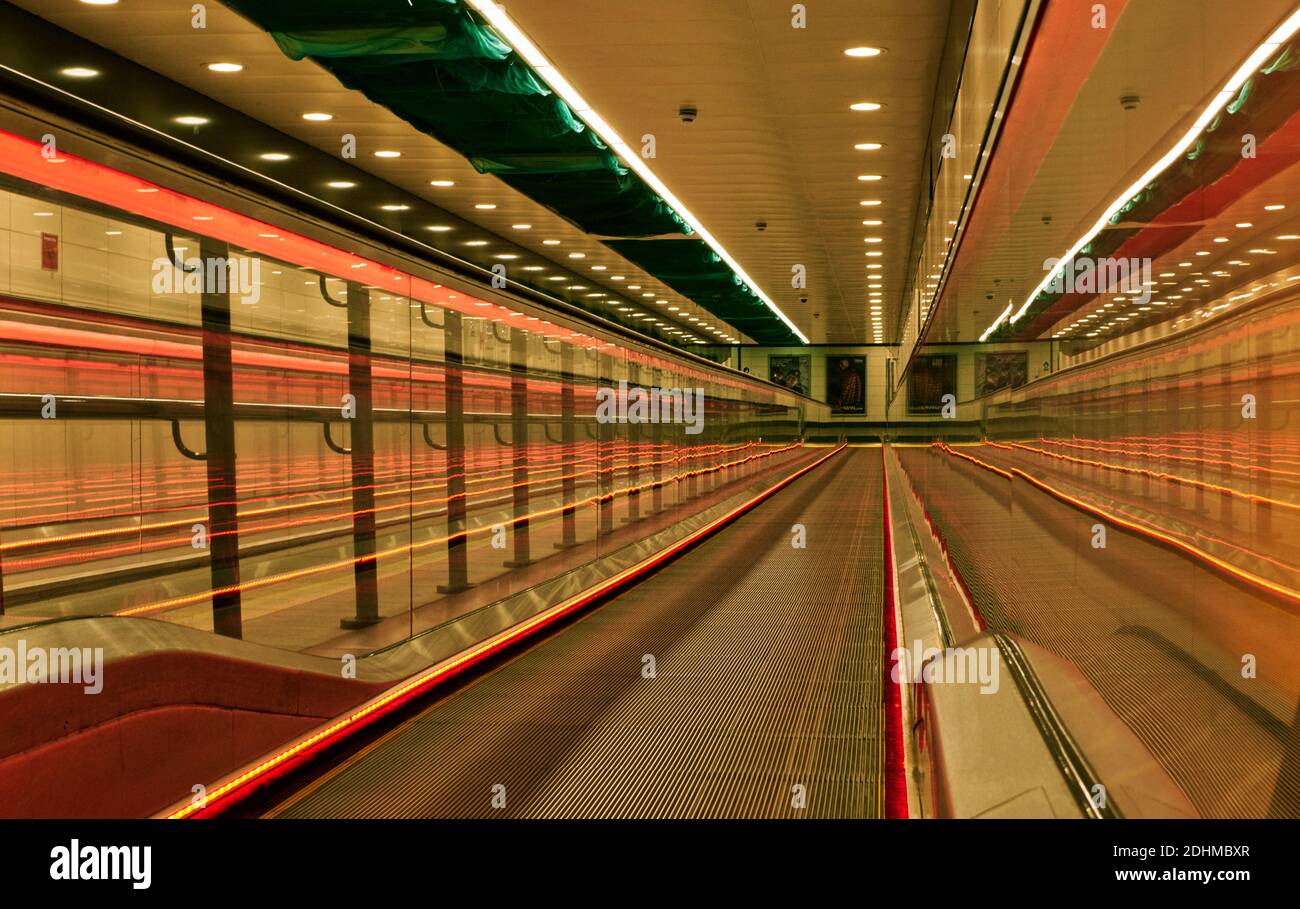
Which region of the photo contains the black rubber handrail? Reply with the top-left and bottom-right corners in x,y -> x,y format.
164,233 -> 199,274
993,633 -> 1123,819
169,419 -> 206,461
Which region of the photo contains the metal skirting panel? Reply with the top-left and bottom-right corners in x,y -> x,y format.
897,446 -> 1300,819
272,450 -> 886,819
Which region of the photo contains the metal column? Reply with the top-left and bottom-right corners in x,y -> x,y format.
555,342 -> 578,549
200,237 -> 242,638
505,328 -> 532,567
439,310 -> 474,593
340,281 -> 380,629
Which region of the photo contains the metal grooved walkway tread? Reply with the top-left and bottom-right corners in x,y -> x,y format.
271,449 -> 885,819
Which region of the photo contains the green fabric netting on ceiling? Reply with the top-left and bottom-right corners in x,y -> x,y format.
222,0 -> 800,344
605,239 -> 801,346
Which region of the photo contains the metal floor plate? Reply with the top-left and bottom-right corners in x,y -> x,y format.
272,450 -> 886,819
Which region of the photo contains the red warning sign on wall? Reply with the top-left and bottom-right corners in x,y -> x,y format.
41,232 -> 58,271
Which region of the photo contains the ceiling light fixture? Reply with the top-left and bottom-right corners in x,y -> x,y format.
206,62 -> 244,73
992,9 -> 1300,339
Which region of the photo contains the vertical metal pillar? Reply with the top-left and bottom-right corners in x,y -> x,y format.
1258,328 -> 1273,538
555,342 -> 578,549
505,328 -> 532,567
624,363 -> 641,524
439,310 -> 474,593
651,373 -> 664,515
341,281 -> 379,628
200,237 -> 242,638
598,353 -> 614,535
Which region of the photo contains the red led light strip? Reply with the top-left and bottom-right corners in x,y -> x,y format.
880,446 -> 910,819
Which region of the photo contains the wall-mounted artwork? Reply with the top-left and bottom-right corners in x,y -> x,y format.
826,355 -> 866,414
769,354 -> 811,397
975,351 -> 1028,396
908,354 -> 956,414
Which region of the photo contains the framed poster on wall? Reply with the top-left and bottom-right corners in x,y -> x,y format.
826,355 -> 866,414
908,354 -> 956,414
975,351 -> 1028,396
769,354 -> 811,397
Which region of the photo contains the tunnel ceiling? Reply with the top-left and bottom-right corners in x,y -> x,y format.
14,0 -> 963,348
496,0 -> 957,345
925,0 -> 1300,348
7,0 -> 775,350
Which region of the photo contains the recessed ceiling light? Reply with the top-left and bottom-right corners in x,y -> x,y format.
1213,237 -> 1228,243
425,225 -> 452,232
511,223 -> 532,229
568,252 -> 586,259
863,220 -> 883,226
429,180 -> 455,187
495,253 -> 519,260
174,115 -> 209,126
259,152 -> 290,161
374,150 -> 401,158
381,204 -> 410,211
474,203 -> 496,209
80,0 -> 120,5
858,174 -> 884,182
850,102 -> 882,111
860,200 -> 882,207
59,67 -> 99,78
206,62 -> 244,73
464,240 -> 488,246
302,112 -> 333,122
327,181 -> 356,189
855,143 -> 883,151
1236,222 -> 1253,228
1265,204 -> 1285,211
845,46 -> 884,58
864,237 -> 883,243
